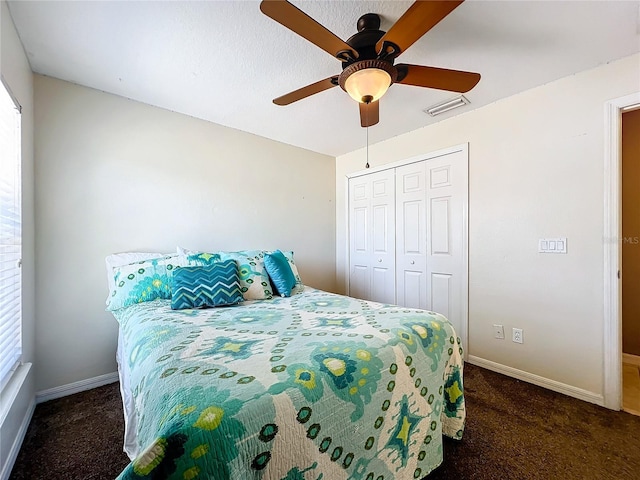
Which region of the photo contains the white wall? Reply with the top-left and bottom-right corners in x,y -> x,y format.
336,53 -> 640,400
34,75 -> 336,392
0,0 -> 35,477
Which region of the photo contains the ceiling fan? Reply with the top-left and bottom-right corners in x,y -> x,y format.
260,0 -> 481,128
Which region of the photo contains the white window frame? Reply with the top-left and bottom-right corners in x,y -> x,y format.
0,76 -> 23,392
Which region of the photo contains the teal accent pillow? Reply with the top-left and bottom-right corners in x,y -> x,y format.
218,250 -> 273,300
264,250 -> 297,297
171,261 -> 243,310
107,254 -> 185,311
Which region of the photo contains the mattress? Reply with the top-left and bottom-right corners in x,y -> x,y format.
117,326 -> 140,459
112,287 -> 465,480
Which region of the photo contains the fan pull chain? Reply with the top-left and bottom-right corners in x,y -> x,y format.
365,125 -> 370,169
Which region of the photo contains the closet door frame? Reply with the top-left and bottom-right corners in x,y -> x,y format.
345,143 -> 469,359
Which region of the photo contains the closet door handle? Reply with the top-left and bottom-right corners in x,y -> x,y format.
378,258 -> 382,262
410,260 -> 415,265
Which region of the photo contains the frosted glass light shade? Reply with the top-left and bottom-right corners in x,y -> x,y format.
344,68 -> 392,103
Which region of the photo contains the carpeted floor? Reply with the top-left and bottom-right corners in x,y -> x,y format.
10,364 -> 640,480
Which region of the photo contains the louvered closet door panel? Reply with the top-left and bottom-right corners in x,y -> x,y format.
395,161 -> 427,309
426,150 -> 467,338
370,169 -> 396,304
349,176 -> 371,301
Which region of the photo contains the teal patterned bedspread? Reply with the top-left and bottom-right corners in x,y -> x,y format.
113,287 -> 465,480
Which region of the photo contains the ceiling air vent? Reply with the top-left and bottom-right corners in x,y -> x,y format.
424,95 -> 470,117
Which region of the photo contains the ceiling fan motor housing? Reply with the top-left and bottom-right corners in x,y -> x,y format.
344,13 -> 386,62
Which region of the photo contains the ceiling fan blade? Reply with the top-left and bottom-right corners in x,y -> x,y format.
260,0 -> 357,61
360,100 -> 379,127
273,76 -> 339,106
376,1 -> 464,58
396,64 -> 480,93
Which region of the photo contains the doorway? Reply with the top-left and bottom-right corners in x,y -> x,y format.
621,107 -> 640,415
604,92 -> 640,411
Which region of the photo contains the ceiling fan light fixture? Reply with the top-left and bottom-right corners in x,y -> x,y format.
339,59 -> 398,104
345,68 -> 391,103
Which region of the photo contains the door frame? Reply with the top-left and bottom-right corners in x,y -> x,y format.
603,92 -> 640,410
345,143 -> 469,359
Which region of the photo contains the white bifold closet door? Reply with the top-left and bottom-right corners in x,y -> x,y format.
349,147 -> 468,344
424,151 -> 466,339
396,161 -> 428,309
396,151 -> 466,324
348,169 -> 396,304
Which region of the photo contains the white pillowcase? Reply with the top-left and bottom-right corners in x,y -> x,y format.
176,246 -> 197,256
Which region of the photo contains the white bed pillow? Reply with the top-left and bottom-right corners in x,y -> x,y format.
176,246 -> 197,256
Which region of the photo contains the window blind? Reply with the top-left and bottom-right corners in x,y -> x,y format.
0,80 -> 22,391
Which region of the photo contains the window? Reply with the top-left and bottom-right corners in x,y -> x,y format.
0,79 -> 22,390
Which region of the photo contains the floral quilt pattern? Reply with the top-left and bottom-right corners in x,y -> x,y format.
113,288 -> 465,480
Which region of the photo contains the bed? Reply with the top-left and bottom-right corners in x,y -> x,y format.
109,252 -> 465,480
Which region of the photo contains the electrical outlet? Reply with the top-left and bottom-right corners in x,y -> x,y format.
512,328 -> 523,344
493,324 -> 505,339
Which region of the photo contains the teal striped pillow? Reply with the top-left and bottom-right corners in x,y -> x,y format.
171,261 -> 243,310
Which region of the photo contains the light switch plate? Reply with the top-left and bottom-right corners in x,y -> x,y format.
539,238 -> 567,254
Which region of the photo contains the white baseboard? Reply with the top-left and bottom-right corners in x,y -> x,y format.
467,355 -> 604,406
623,353 -> 640,367
0,398 -> 35,480
36,371 -> 119,404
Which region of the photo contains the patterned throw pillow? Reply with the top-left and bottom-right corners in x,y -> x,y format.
171,261 -> 243,310
218,250 -> 273,300
184,252 -> 221,266
107,254 -> 185,311
105,252 -> 165,296
264,250 -> 297,297
281,251 -> 303,288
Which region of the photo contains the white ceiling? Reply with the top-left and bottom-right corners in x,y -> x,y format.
7,0 -> 640,157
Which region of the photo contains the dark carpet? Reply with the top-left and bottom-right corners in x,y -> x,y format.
10,364 -> 640,480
